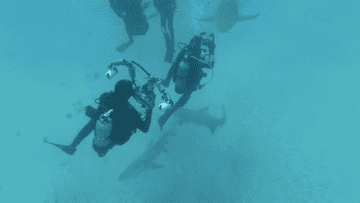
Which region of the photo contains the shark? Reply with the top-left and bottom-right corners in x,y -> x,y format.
198,0 -> 260,33
118,128 -> 176,180
173,105 -> 226,134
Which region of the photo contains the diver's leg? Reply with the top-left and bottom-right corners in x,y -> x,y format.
164,13 -> 176,63
164,43 -> 174,63
158,92 -> 192,129
160,14 -> 174,63
92,140 -> 115,158
174,92 -> 192,108
162,61 -> 176,87
164,15 -> 175,63
162,50 -> 185,87
69,118 -> 97,148
167,13 -> 175,47
116,25 -> 134,52
160,14 -> 170,41
43,118 -> 97,155
159,12 -> 172,59
128,32 -> 134,45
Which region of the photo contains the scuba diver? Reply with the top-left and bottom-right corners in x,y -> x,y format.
158,32 -> 216,130
153,0 -> 177,63
44,77 -> 155,157
44,60 -> 158,157
109,0 -> 152,52
43,58 -> 174,157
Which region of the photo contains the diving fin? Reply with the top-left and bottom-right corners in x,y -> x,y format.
85,105 -> 96,119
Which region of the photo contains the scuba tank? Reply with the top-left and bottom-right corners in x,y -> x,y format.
174,60 -> 191,94
93,109 -> 113,147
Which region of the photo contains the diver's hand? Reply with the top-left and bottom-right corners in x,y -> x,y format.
146,103 -> 155,111
158,102 -> 169,110
146,99 -> 155,110
110,58 -> 133,68
147,93 -> 156,109
116,41 -> 132,52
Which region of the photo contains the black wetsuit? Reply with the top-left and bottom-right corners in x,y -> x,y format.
158,35 -> 214,129
153,0 -> 176,17
92,91 -> 144,153
153,0 -> 177,62
165,35 -> 204,93
109,0 -> 149,36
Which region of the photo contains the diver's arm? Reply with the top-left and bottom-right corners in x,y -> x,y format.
208,56 -> 215,69
199,51 -> 215,69
198,57 -> 214,69
205,51 -> 215,69
109,58 -> 136,83
110,58 -> 128,67
202,61 -> 213,69
138,107 -> 154,133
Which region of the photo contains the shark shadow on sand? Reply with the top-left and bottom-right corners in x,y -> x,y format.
118,123 -> 177,181
173,105 -> 226,134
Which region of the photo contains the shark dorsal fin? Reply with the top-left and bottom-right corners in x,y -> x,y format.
198,106 -> 209,114
144,163 -> 165,171
237,13 -> 260,22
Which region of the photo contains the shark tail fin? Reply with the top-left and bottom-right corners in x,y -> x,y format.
210,105 -> 226,134
199,106 -> 210,114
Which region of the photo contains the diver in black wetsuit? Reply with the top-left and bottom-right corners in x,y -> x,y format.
158,32 -> 216,129
153,0 -> 177,63
109,0 -> 151,52
44,79 -> 155,157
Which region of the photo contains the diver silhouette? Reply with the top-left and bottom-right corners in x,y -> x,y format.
44,79 -> 155,157
109,0 -> 151,52
158,32 -> 216,129
153,0 -> 177,63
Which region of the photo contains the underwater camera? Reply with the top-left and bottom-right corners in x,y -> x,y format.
105,59 -> 174,110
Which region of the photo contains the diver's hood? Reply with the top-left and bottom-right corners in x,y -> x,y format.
200,33 -> 216,54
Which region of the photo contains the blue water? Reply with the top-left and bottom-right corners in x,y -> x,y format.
0,0 -> 359,202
